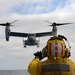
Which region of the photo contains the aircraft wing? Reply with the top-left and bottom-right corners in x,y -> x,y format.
10,31 -> 53,37
10,32 -> 28,37
35,31 -> 53,37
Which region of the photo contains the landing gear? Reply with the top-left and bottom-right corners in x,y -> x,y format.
37,43 -> 39,47
24,45 -> 26,47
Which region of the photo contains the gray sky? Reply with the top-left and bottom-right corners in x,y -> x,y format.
0,0 -> 75,70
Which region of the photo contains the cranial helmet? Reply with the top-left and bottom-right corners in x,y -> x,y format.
46,36 -> 66,58
42,35 -> 71,58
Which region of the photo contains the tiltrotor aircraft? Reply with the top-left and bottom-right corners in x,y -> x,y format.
0,20 -> 73,47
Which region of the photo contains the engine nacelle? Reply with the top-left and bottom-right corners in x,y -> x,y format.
5,26 -> 10,41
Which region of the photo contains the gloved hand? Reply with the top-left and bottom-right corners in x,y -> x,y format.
34,51 -> 44,60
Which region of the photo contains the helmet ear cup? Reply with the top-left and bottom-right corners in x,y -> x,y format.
64,48 -> 71,58
42,47 -> 47,57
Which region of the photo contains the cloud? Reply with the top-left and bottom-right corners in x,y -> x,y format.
10,0 -> 68,14
0,0 -> 70,16
0,0 -> 75,69
0,0 -> 43,12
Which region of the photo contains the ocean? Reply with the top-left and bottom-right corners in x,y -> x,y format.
0,70 -> 29,75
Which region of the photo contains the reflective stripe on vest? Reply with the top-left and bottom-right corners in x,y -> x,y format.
42,64 -> 70,72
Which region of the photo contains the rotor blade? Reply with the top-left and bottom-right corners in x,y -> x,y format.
44,20 -> 52,24
10,20 -> 18,24
48,22 -> 73,26
0,24 -> 6,26
0,20 -> 18,26
0,23 -> 13,26
55,23 -> 73,26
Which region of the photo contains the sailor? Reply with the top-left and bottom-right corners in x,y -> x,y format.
28,36 -> 75,75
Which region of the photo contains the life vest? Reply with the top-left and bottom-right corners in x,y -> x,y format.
37,58 -> 75,75
37,37 -> 75,75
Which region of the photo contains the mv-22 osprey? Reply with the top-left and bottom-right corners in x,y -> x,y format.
0,20 -> 72,47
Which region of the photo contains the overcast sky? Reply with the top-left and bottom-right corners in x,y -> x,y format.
0,0 -> 75,70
